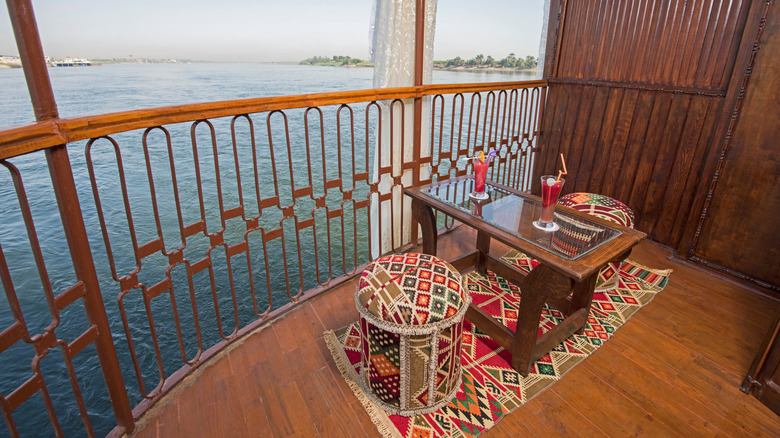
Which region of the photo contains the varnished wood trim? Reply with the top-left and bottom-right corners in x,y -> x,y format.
0,81 -> 547,161
544,0 -> 566,80
465,305 -> 514,350
689,256 -> 780,293
411,198 -> 437,256
548,78 -> 727,97
448,251 -> 479,272
485,254 -> 527,288
530,307 -> 588,363
551,0 -> 568,79
424,81 -> 547,95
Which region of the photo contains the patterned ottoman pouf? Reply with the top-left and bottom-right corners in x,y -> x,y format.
558,192 -> 636,290
355,252 -> 470,416
557,193 -> 635,228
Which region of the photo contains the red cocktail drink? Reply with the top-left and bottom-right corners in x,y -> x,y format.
474,160 -> 489,193
468,157 -> 491,200
534,175 -> 565,231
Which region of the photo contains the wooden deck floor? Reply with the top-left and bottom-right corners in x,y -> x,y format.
129,226 -> 780,437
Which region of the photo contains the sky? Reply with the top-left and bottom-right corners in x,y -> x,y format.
1,0 -> 544,62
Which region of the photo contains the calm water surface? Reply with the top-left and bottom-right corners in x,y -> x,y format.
0,63 -> 536,437
1,63 -> 536,127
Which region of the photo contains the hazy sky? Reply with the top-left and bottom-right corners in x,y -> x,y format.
1,0 -> 544,62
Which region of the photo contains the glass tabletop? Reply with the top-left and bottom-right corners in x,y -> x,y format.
423,178 -> 621,260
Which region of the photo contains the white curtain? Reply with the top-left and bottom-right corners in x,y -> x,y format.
537,0 -> 550,79
369,0 -> 437,258
370,0 -> 437,88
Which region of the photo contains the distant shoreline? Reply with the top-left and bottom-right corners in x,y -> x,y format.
300,62 -> 374,68
433,66 -> 537,74
0,60 -> 539,72
293,63 -> 538,74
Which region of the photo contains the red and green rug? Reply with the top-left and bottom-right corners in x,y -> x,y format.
324,251 -> 671,438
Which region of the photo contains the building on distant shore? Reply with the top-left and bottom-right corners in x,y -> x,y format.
0,55 -> 22,67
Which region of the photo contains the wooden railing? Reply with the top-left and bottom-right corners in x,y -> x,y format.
0,81 -> 545,437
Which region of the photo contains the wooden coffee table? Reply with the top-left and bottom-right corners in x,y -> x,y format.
404,176 -> 646,376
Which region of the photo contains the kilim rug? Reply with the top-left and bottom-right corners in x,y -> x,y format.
324,251 -> 671,438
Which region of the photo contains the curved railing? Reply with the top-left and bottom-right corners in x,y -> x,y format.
0,80 -> 545,437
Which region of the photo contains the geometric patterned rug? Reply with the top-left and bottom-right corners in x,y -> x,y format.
324,252 -> 671,438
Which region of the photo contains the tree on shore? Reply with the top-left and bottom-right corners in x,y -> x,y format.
433,53 -> 536,70
300,55 -> 372,66
500,53 -> 518,68
445,56 -> 465,67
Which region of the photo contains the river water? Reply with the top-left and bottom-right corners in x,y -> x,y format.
1,63 -> 536,126
0,63 -> 536,437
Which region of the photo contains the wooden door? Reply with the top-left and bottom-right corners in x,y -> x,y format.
688,2 -> 780,290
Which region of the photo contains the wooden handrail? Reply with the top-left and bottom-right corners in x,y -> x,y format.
0,81 -> 546,160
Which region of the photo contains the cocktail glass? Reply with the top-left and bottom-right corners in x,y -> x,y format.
533,175 -> 565,231
470,159 -> 490,200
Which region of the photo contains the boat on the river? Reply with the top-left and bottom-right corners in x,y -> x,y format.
51,57 -> 92,67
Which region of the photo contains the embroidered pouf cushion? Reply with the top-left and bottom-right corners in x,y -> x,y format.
355,252 -> 470,416
557,192 -> 635,228
557,192 -> 636,290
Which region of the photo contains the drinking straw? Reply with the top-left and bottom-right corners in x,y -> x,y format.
459,150 -> 498,163
556,153 -> 568,182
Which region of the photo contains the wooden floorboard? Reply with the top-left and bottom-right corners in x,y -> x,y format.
129,226 -> 780,437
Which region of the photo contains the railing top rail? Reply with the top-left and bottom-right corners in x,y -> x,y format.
422,80 -> 546,95
0,80 -> 547,160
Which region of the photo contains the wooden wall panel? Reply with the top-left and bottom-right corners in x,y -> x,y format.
554,0 -> 749,91
537,0 -> 747,248
536,84 -> 722,246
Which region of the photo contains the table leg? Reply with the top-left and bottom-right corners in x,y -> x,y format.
476,231 -> 490,275
570,272 -> 598,334
411,198 -> 437,256
510,264 -> 571,376
511,284 -> 548,375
